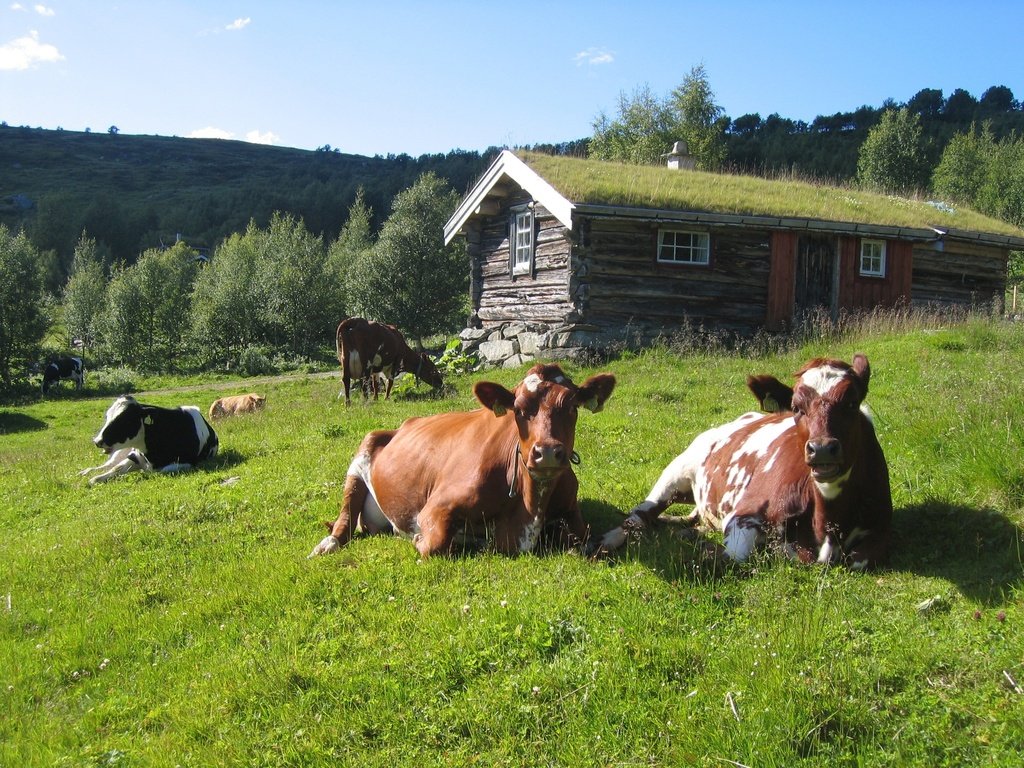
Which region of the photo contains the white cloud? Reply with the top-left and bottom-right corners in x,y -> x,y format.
0,29 -> 63,70
245,129 -> 279,145
188,126 -> 234,140
187,127 -> 280,146
34,4 -> 55,15
10,3 -> 27,11
226,17 -> 250,31
574,47 -> 614,67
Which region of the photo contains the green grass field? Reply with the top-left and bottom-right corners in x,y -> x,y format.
2,319 -> 1023,767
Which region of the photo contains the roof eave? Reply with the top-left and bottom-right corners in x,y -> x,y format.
444,150 -> 575,244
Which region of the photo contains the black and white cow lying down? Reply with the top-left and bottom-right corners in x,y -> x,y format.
80,395 -> 219,484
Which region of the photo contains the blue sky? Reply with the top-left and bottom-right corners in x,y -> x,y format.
2,1 -> 1021,157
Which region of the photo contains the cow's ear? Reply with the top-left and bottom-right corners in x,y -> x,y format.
474,381 -> 516,417
577,373 -> 616,413
851,353 -> 870,397
747,374 -> 793,413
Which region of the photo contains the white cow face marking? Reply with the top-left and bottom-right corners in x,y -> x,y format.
797,364 -> 850,396
523,373 -> 543,393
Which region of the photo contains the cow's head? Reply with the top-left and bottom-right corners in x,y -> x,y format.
93,395 -> 145,454
474,363 -> 615,482
415,353 -> 444,391
752,354 -> 872,486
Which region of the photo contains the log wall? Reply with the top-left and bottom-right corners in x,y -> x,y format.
575,216 -> 772,338
911,241 -> 1008,309
472,194 -> 576,326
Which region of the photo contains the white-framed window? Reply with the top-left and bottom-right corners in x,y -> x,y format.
657,229 -> 710,265
859,239 -> 886,277
511,209 -> 534,275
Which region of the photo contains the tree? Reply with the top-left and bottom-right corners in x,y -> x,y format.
347,172 -> 466,346
907,88 -> 944,118
943,89 -> 978,122
190,226 -> 267,364
98,243 -> 198,368
62,233 -> 108,351
0,225 -> 49,386
589,84 -> 676,165
328,187 -> 375,315
979,85 -> 1016,114
258,213 -> 336,357
670,64 -> 727,171
931,123 -> 992,204
933,125 -> 1024,229
856,108 -> 928,194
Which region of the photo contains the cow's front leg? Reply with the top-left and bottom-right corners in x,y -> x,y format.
594,453 -> 699,554
413,502 -> 456,558
843,527 -> 889,571
86,448 -> 148,484
544,473 -> 589,550
492,506 -> 544,555
309,472 -> 368,557
722,511 -> 766,562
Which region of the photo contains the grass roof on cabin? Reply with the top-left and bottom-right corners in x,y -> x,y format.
519,151 -> 1024,239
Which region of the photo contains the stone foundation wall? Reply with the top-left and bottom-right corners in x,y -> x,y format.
459,322 -> 609,368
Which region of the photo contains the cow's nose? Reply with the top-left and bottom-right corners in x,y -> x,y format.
531,442 -> 566,468
805,438 -> 842,465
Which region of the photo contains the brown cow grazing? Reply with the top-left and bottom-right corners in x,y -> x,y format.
208,393 -> 266,420
596,354 -> 891,570
309,363 -> 616,558
336,317 -> 444,405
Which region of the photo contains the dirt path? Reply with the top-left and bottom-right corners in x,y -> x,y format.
137,370 -> 338,396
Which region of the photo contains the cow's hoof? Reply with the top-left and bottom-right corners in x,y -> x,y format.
308,535 -> 341,558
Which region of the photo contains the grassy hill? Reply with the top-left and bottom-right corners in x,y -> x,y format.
0,126 -> 492,285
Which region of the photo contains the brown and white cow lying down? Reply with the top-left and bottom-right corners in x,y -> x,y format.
310,363 -> 616,558
336,317 -> 444,405
596,354 -> 892,570
209,393 -> 266,420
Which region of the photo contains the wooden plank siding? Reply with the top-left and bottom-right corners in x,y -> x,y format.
911,241 -> 1008,308
767,231 -> 798,329
473,200 -> 576,325
576,216 -> 772,336
837,238 -> 913,311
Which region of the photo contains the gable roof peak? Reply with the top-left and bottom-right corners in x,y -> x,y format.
444,149 -> 574,244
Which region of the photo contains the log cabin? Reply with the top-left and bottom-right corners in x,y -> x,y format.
444,150 -> 1024,366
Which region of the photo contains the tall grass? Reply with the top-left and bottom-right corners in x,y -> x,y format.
1,314 -> 1022,766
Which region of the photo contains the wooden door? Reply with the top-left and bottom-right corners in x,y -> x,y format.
794,235 -> 837,320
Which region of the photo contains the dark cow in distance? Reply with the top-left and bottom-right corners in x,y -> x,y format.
41,356 -> 84,395
310,363 -> 616,558
336,317 -> 443,405
80,395 -> 219,484
597,354 -> 891,570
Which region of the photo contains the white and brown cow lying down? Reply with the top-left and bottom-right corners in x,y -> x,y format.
209,393 -> 266,420
336,317 -> 444,405
597,354 -> 892,570
80,395 -> 219,484
310,363 -> 616,558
